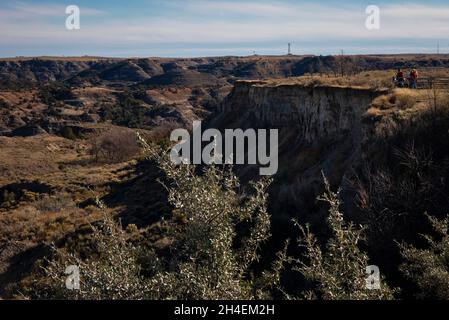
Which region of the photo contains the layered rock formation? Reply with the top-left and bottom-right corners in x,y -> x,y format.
217,80 -> 386,142
212,80 -> 388,217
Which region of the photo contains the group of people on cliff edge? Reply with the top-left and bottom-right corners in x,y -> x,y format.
394,68 -> 419,88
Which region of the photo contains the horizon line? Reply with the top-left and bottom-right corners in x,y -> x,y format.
1,52 -> 449,61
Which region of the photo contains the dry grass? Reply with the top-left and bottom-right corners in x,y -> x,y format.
1,135 -> 161,215
259,68 -> 449,90
257,71 -> 391,90
371,88 -> 449,111
33,193 -> 77,213
0,135 -> 65,185
0,127 -> 146,295
371,89 -> 422,110
0,202 -> 101,244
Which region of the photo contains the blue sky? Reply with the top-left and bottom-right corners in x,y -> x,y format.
0,0 -> 448,57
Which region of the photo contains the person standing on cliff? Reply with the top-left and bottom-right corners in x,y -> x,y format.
409,68 -> 419,89
396,68 -> 404,80
395,68 -> 406,87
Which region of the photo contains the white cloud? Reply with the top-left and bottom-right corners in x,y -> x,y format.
383,4 -> 449,19
185,1 -> 295,17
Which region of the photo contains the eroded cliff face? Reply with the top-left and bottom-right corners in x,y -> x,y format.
212,80 -> 388,217
216,80 -> 387,143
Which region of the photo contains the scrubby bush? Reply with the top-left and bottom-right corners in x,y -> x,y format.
30,136 -> 282,299
353,88 -> 449,298
89,128 -> 140,163
28,134 -> 409,300
146,120 -> 180,147
99,90 -> 149,128
33,193 -> 76,213
400,214 -> 449,299
30,146 -> 401,300
292,177 -> 396,300
356,144 -> 444,248
39,82 -> 74,104
30,203 -> 151,299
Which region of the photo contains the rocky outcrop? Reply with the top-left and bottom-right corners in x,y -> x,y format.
216,80 -> 387,143
211,80 -> 389,215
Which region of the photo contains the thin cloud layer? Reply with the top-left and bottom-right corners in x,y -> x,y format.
0,1 -> 105,20
0,0 -> 448,57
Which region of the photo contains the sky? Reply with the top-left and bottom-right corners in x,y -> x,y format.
0,0 -> 448,58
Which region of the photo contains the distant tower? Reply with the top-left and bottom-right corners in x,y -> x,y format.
437,41 -> 440,54
288,43 -> 292,55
